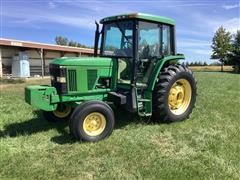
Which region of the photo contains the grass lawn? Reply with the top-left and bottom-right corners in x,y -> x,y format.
0,72 -> 239,179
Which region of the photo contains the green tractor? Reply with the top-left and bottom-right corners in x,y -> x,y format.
25,13 -> 197,142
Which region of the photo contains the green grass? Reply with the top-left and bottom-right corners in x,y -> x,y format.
0,72 -> 240,179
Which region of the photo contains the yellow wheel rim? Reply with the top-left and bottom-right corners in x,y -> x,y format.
53,106 -> 71,118
168,79 -> 192,115
83,112 -> 106,136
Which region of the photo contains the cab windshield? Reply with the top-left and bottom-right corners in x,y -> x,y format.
102,21 -> 133,57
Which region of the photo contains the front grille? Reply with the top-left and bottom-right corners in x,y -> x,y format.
68,70 -> 77,92
49,64 -> 67,94
49,64 -> 65,77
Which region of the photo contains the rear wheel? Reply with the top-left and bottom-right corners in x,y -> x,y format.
69,101 -> 115,142
152,64 -> 197,122
42,104 -> 72,122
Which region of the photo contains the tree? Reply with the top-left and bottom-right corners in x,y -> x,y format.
229,31 -> 240,73
211,26 -> 232,72
55,36 -> 68,46
203,62 -> 208,66
77,43 -> 87,48
68,40 -> 78,47
55,36 -> 90,48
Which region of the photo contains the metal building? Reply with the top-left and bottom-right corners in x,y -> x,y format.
0,38 -> 94,78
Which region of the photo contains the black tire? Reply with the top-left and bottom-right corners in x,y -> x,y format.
69,101 -> 115,142
42,104 -> 73,122
152,64 -> 197,123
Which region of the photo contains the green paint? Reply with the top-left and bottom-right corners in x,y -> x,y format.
100,13 -> 175,25
111,58 -> 118,90
60,93 -> 109,103
25,84 -> 110,111
25,85 -> 59,111
65,65 -> 113,94
51,57 -> 112,66
25,57 -> 115,111
143,55 -> 185,115
148,55 -> 185,91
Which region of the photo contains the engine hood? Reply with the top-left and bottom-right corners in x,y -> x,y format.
50,57 -> 113,67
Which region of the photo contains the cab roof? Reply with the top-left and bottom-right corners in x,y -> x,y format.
100,13 -> 175,26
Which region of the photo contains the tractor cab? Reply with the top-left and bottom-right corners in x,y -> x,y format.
95,13 -> 177,114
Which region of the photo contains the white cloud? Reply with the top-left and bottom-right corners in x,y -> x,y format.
1,6 -> 95,29
48,1 -> 56,9
193,49 -> 212,55
54,0 -> 134,18
1,0 -> 135,29
222,3 -> 240,10
177,38 -> 211,56
221,18 -> 240,34
177,29 -> 213,38
206,17 -> 240,34
178,38 -> 211,48
192,12 -> 240,34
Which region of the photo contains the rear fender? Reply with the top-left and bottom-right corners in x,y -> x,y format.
143,55 -> 185,115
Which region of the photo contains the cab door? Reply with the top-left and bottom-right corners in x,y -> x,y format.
137,21 -> 161,86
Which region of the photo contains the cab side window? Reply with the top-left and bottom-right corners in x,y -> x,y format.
162,25 -> 171,55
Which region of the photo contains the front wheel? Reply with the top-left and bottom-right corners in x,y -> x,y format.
152,64 -> 197,123
42,104 -> 73,122
69,101 -> 115,142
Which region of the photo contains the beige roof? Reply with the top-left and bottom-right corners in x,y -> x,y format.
0,38 -> 94,54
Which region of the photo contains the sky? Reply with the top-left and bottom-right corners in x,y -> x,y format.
1,0 -> 240,63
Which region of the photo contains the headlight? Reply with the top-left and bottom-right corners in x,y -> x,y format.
56,77 -> 66,83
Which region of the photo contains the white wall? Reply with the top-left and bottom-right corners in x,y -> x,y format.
0,46 -> 87,76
